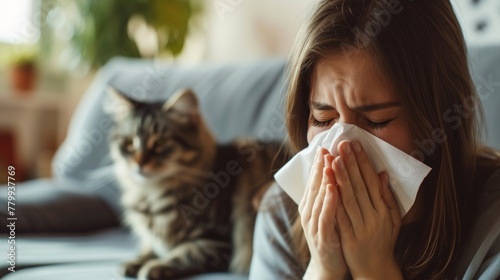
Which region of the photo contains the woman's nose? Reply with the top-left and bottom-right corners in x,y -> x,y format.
338,114 -> 358,126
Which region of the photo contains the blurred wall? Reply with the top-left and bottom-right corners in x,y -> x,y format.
180,0 -> 311,63
452,0 -> 500,46
203,0 -> 311,62
179,0 -> 500,63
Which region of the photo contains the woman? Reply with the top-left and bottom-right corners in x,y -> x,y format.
249,0 -> 500,279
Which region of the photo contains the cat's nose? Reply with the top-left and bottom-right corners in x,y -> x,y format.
135,164 -> 152,177
133,165 -> 144,175
134,152 -> 146,165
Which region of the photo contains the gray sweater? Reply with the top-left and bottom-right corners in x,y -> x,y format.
249,170 -> 500,280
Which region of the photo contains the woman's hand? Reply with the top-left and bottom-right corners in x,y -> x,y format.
299,147 -> 347,280
333,140 -> 402,279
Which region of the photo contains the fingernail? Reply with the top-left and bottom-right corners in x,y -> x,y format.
353,141 -> 361,153
315,147 -> 321,160
335,156 -> 345,170
326,184 -> 333,197
324,154 -> 332,165
382,173 -> 388,184
317,148 -> 324,163
343,142 -> 351,154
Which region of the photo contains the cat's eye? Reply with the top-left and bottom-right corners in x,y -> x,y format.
121,138 -> 134,153
155,147 -> 174,158
155,143 -> 174,156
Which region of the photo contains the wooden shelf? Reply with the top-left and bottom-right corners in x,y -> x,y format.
0,90 -> 69,111
0,88 -> 83,180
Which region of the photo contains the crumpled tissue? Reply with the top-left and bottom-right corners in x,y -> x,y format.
274,123 -> 432,216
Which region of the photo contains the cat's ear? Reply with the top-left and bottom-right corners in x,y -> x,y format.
105,86 -> 136,120
162,88 -> 199,115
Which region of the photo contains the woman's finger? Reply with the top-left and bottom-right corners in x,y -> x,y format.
300,147 -> 327,223
299,147 -> 321,214
318,184 -> 341,254
310,155 -> 334,233
335,185 -> 355,240
350,140 -> 385,212
338,141 -> 374,219
379,173 -> 401,236
333,155 -> 364,235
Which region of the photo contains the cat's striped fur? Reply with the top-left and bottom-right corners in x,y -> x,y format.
108,87 -> 286,280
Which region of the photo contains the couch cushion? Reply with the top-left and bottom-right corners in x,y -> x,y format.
0,228 -> 137,278
2,261 -> 248,280
106,58 -> 288,143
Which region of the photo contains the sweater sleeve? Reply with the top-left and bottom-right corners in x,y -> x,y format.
456,170 -> 500,280
249,183 -> 306,280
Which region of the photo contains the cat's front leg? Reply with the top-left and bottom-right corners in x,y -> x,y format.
121,249 -> 156,278
137,258 -> 197,280
137,239 -> 231,280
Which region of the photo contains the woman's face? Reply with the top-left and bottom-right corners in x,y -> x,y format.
307,51 -> 416,155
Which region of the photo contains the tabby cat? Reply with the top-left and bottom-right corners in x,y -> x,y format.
108,87 -> 286,280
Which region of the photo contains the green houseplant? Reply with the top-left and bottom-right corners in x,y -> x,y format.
70,0 -> 201,68
9,50 -> 38,93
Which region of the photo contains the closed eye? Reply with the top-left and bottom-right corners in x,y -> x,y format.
311,117 -> 395,130
366,119 -> 394,130
311,118 -> 334,128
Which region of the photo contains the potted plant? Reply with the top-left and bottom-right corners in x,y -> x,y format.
9,51 -> 38,94
68,0 -> 202,69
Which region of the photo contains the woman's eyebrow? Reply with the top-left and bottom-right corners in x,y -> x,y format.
311,101 -> 335,111
353,102 -> 400,112
310,101 -> 400,112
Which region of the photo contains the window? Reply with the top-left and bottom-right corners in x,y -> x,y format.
0,0 -> 39,44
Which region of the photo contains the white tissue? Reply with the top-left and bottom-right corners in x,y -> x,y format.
274,123 -> 431,216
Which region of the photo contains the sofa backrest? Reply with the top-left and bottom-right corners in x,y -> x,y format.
468,45 -> 500,150
51,58 -> 288,213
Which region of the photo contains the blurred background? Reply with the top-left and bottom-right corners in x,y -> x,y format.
0,0 -> 498,183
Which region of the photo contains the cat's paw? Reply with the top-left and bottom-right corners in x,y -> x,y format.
121,260 -> 145,277
137,260 -> 179,280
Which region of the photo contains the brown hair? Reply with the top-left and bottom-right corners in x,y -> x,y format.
285,0 -> 500,278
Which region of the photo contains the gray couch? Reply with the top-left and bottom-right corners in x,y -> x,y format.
0,57 -> 288,280
1,45 -> 499,280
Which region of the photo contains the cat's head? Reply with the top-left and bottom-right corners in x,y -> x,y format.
108,87 -> 216,183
